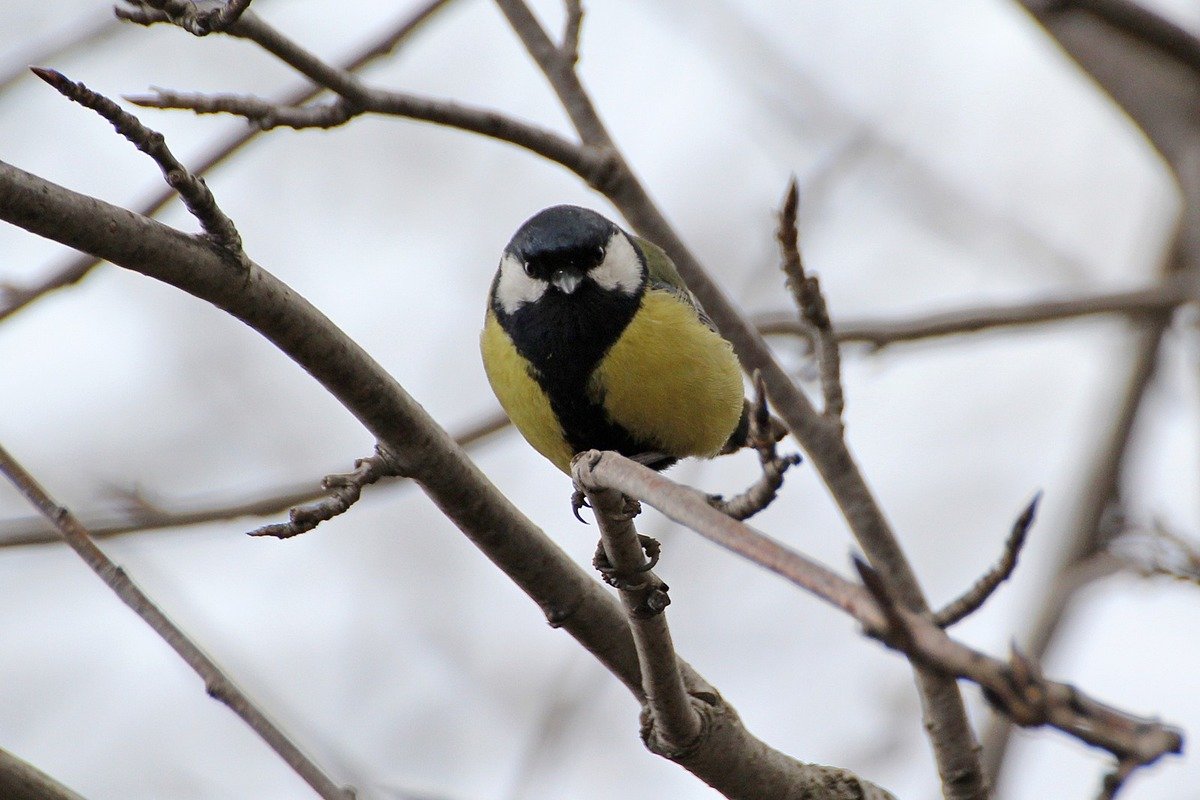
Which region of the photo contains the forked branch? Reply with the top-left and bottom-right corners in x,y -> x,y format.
574,450 -> 1183,779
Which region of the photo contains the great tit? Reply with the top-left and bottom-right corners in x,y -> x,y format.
480,205 -> 751,474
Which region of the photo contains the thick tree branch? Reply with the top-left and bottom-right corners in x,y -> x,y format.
1,0 -> 454,322
0,158 -> 896,800
0,747 -> 87,800
1063,0 -> 1200,78
489,1 -> 984,794
0,442 -> 355,800
574,450 -> 1183,776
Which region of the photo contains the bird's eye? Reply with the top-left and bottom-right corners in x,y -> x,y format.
595,245 -> 606,263
522,260 -> 533,276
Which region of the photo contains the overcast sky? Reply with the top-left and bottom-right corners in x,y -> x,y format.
1,1 -> 1197,798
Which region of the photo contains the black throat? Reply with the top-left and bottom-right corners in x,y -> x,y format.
494,280 -> 672,466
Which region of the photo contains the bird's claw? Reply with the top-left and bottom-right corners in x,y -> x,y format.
571,490 -> 591,523
592,534 -> 661,589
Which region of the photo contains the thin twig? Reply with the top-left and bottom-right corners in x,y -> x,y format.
753,278 -> 1191,349
249,449 -> 397,539
1097,757 -> 1139,800
0,0 -> 454,322
117,0 -> 255,36
122,3 -> 598,177
777,178 -> 844,419
30,67 -> 245,259
0,442 -> 355,800
560,0 -> 584,68
1109,518 -> 1200,584
0,412 -> 509,548
574,449 -> 1184,774
125,84 -> 595,177
934,493 -> 1040,628
709,372 -> 802,521
578,463 -> 702,754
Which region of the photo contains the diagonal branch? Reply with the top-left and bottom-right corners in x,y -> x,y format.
708,372 -> 802,521
488,2 -> 986,794
0,154 -> 899,800
1065,0 -> 1200,78
934,493 -> 1040,628
0,746 -> 86,800
0,0 -> 454,322
573,449 -> 1183,777
0,441 -> 355,800
31,67 -> 245,258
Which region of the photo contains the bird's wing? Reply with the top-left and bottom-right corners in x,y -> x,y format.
633,235 -> 719,333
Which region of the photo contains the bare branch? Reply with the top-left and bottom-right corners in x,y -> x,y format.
488,1 -> 985,792
777,178 -> 843,419
0,157 -> 904,800
709,372 -> 802,521
982,318 -> 1170,782
248,450 -> 398,539
934,493 -> 1040,628
1,0 -> 454,322
560,0 -> 584,68
126,84 -> 598,177
1097,757 -> 1139,800
574,450 -> 1184,775
754,278 -> 1191,348
116,0 -> 255,36
0,441 -> 355,800
31,67 -> 245,259
128,87 -> 356,128
0,412 -> 509,548
1063,0 -> 1200,79
0,746 -> 86,800
578,467 -> 702,754
1109,517 -> 1200,584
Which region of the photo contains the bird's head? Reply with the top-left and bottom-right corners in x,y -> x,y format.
492,205 -> 644,315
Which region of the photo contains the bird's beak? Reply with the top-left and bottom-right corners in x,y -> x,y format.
551,269 -> 583,294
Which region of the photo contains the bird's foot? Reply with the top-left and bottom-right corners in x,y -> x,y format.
592,534 -> 662,589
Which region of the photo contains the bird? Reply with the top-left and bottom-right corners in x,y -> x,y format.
480,204 -> 753,476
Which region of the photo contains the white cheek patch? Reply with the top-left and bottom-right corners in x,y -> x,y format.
590,232 -> 643,296
495,252 -> 548,315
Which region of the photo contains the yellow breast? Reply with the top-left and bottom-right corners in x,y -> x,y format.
480,309 -> 576,472
591,288 -> 744,460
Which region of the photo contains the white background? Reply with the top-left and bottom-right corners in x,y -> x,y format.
0,1 -> 1197,798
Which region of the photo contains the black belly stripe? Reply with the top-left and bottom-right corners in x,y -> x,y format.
495,281 -> 677,468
